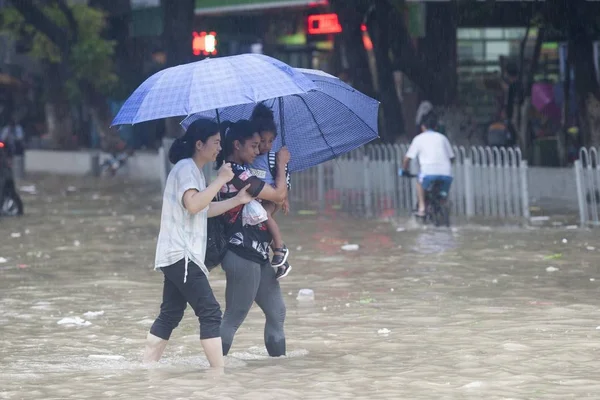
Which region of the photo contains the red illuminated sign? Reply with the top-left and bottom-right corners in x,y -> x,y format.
361,24 -> 373,51
192,31 -> 217,56
307,13 -> 342,35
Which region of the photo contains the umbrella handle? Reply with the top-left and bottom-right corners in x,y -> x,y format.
278,97 -> 286,146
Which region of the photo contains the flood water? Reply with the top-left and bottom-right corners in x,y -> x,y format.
2,175 -> 600,399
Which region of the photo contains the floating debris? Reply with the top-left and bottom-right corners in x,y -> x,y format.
57,317 -> 91,326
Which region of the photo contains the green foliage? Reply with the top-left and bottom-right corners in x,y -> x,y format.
1,3 -> 118,99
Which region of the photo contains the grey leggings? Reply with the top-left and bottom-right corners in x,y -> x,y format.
220,250 -> 286,357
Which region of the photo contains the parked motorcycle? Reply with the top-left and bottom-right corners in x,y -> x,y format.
0,141 -> 24,216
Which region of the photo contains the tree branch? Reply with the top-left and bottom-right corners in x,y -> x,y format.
8,0 -> 74,58
52,0 -> 78,44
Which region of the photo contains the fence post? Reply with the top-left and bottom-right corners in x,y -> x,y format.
519,160 -> 530,220
317,162 -> 325,211
574,159 -> 587,227
464,157 -> 475,218
90,151 -> 101,178
363,155 -> 372,218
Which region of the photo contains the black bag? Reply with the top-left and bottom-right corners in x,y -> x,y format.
205,195 -> 228,270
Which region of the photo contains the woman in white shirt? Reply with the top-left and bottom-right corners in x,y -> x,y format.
144,118 -> 252,368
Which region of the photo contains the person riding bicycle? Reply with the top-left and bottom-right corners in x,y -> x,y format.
402,111 -> 454,218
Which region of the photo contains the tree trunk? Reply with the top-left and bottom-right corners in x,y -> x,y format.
572,35 -> 600,147
557,60 -> 569,167
517,27 -> 544,158
384,1 -> 442,104
79,80 -> 118,150
89,0 -> 136,99
368,0 -> 405,141
565,1 -> 600,148
518,99 -> 531,160
44,63 -> 74,149
162,0 -> 195,137
419,1 -> 458,105
162,0 -> 195,67
525,28 -> 545,97
514,14 -> 531,137
330,0 -> 375,97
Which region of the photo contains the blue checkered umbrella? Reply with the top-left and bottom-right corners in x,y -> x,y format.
180,68 -> 380,172
111,54 -> 317,126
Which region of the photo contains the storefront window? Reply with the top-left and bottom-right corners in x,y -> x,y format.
457,27 -> 529,71
485,42 -> 510,62
456,27 -> 559,135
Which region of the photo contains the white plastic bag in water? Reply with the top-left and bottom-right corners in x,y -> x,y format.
242,200 -> 268,226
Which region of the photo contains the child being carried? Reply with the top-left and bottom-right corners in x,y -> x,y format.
248,104 -> 292,280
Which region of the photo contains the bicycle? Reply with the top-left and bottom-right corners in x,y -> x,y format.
399,170 -> 450,227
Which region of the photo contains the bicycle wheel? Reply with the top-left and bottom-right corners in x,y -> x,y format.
430,197 -> 449,227
437,202 -> 450,227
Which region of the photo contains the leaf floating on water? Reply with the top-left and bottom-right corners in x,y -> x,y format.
544,253 -> 562,260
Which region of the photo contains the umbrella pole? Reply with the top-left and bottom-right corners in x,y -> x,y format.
278,97 -> 286,146
216,109 -> 221,128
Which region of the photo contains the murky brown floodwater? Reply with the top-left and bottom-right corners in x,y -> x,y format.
2,174 -> 600,399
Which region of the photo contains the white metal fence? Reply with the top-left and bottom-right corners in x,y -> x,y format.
575,147 -> 600,226
291,144 -> 529,220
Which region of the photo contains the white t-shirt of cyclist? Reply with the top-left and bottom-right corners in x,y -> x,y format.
405,130 -> 454,177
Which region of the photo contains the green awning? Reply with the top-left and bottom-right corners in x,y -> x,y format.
195,0 -> 327,15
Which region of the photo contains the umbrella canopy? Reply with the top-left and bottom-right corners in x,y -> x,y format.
111,54 -> 317,126
181,68 -> 380,172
